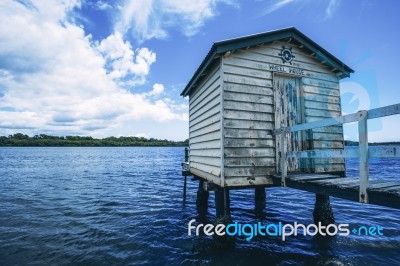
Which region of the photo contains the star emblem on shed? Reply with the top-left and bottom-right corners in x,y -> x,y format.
278,46 -> 295,65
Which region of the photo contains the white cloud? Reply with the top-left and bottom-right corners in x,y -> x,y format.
0,0 -> 187,138
116,0 -> 238,41
96,32 -> 156,86
148,83 -> 165,96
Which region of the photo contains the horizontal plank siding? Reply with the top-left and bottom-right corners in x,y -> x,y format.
224,91 -> 274,104
224,83 -> 274,96
301,63 -> 345,173
224,119 -> 274,130
224,137 -> 274,148
222,48 -> 282,186
188,62 -> 222,182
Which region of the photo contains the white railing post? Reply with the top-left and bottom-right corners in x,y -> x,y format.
280,131 -> 287,187
358,110 -> 369,203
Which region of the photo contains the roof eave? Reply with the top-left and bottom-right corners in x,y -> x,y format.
181,27 -> 354,97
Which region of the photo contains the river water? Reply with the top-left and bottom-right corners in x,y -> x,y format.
0,147 -> 399,265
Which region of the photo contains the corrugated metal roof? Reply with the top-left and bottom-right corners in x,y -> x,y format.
181,27 -> 354,97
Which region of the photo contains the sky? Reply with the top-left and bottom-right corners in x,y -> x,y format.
0,0 -> 399,141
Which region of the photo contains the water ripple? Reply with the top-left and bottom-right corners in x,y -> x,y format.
0,147 -> 399,265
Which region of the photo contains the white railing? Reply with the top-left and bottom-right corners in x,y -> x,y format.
275,103 -> 400,203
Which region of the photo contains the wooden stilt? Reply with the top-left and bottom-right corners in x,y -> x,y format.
313,193 -> 335,228
183,175 -> 187,200
214,188 -> 234,248
255,187 -> 266,212
215,188 -> 230,218
196,179 -> 209,216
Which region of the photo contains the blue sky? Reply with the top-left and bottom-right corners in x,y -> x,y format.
0,0 -> 399,141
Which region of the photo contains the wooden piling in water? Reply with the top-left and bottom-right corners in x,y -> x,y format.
255,187 -> 266,212
196,179 -> 209,216
215,188 -> 230,218
313,193 -> 335,227
182,147 -> 189,200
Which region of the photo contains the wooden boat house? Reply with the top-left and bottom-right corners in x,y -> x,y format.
181,27 -> 354,189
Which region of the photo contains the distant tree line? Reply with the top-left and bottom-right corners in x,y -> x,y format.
344,140 -> 400,146
0,133 -> 189,147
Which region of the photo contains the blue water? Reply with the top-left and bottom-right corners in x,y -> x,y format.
0,147 -> 399,265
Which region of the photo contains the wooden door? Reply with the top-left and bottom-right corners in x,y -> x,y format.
274,75 -> 303,173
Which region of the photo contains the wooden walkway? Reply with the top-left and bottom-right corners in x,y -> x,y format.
274,103 -> 400,208
273,173 -> 400,209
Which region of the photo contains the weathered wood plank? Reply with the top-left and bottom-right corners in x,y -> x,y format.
305,108 -> 341,118
190,113 -> 220,132
224,83 -> 274,96
190,131 -> 220,144
304,101 -> 341,111
190,161 -> 221,177
312,177 -> 359,187
225,157 -> 275,167
223,73 -> 273,87
314,164 -> 345,173
223,56 -> 274,73
190,104 -> 220,125
288,174 -> 342,182
311,140 -> 344,149
190,148 -> 220,157
224,137 -> 274,148
224,166 -> 274,176
225,128 -> 274,139
190,122 -> 220,138
224,91 -> 273,104
303,93 -> 340,104
222,63 -> 272,79
189,65 -> 220,102
224,100 -> 274,113
312,126 -> 343,134
302,77 -> 339,90
190,156 -> 220,167
224,147 -> 275,157
303,85 -> 340,97
224,175 -> 274,187
190,167 -> 221,186
224,109 -> 274,121
190,139 -> 221,150
312,132 -> 344,141
190,87 -> 220,116
224,119 -> 274,130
